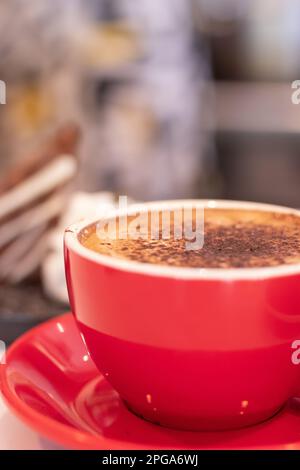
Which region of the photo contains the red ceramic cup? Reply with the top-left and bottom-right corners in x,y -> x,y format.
64,200 -> 300,431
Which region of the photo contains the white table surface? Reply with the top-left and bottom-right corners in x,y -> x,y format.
0,395 -> 45,450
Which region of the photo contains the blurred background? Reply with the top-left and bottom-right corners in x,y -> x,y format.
1,0 -> 300,339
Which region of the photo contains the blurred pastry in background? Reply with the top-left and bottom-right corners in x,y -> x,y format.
0,123 -> 80,284
80,21 -> 140,69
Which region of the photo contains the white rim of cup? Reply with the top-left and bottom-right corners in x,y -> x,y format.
64,199 -> 300,281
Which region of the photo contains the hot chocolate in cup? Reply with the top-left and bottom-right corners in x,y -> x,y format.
64,200 -> 300,431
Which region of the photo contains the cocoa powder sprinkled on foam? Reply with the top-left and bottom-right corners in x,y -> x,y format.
80,209 -> 300,269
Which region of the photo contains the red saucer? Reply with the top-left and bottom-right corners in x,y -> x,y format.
2,313 -> 300,450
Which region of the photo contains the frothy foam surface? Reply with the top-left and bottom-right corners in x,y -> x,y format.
79,209 -> 300,268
